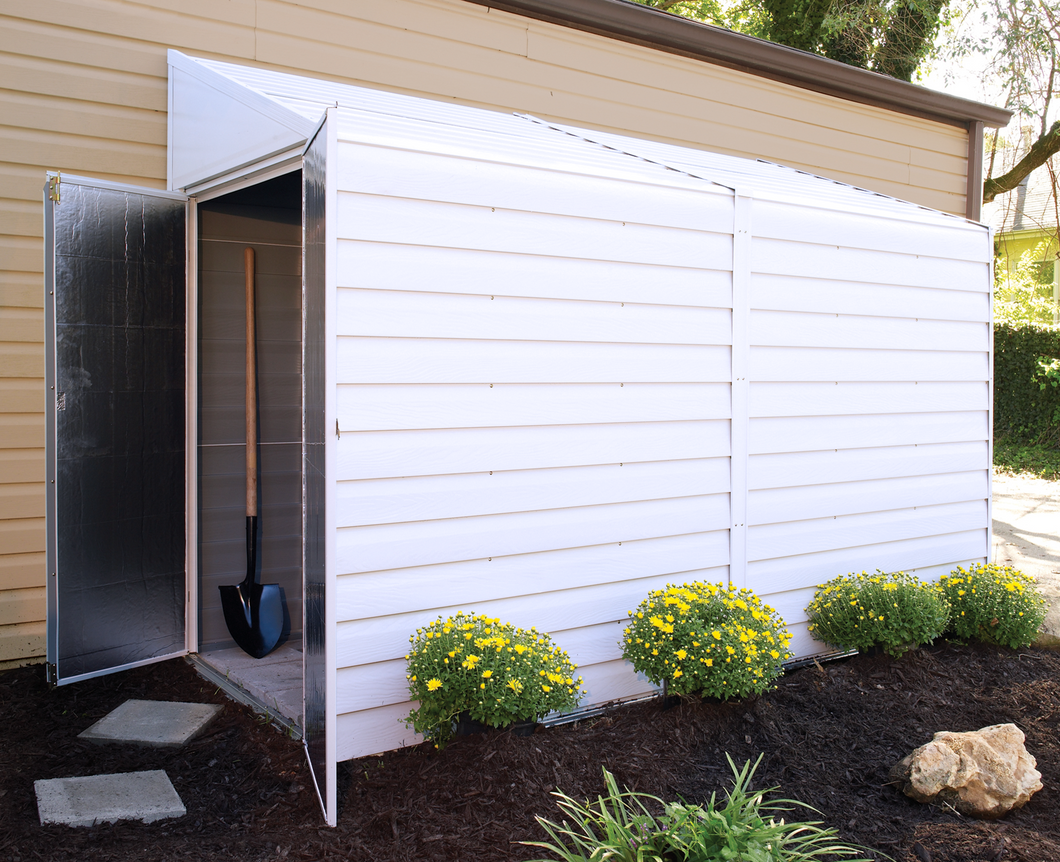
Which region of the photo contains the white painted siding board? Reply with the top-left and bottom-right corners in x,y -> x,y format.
337,242 -> 733,307
749,347 -> 989,383
335,569 -> 719,666
337,382 -> 730,432
563,657 -> 656,706
748,442 -> 988,489
335,289 -> 733,346
747,530 -> 988,596
336,704 -> 421,762
335,495 -> 730,575
748,472 -> 988,525
335,193 -> 732,268
337,659 -> 407,713
335,460 -> 729,527
783,623 -> 819,660
335,420 -> 731,480
751,276 -> 990,322
752,237 -> 989,290
753,199 -> 989,261
749,381 -> 988,417
335,624 -> 653,714
337,338 -> 731,384
326,663 -> 696,756
335,536 -> 731,621
334,141 -> 732,231
755,586 -> 816,627
749,500 -> 988,561
750,310 -> 989,352
550,619 -> 632,667
905,559 -> 987,582
750,412 -> 989,454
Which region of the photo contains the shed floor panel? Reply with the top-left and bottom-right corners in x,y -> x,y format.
191,644 -> 302,737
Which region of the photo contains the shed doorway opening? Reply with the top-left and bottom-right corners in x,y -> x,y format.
191,170 -> 305,735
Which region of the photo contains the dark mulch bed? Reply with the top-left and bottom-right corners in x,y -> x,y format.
2,641 -> 1059,861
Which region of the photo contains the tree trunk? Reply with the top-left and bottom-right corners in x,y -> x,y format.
984,121 -> 1060,204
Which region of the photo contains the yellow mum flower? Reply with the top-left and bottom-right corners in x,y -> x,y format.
426,678 -> 442,691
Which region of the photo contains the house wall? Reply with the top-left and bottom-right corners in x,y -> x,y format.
0,0 -> 976,665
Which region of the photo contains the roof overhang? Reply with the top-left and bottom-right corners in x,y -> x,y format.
462,0 -> 1012,130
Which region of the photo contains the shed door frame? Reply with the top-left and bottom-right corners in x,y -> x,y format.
185,155 -> 304,653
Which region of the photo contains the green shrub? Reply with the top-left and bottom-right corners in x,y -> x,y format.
806,570 -> 949,657
621,582 -> 792,701
404,612 -> 583,747
994,323 -> 1060,446
993,437 -> 1060,480
521,757 -> 874,862
939,564 -> 1048,648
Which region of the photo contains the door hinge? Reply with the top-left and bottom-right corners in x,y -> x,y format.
46,662 -> 57,685
48,172 -> 61,204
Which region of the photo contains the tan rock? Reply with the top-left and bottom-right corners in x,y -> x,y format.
891,723 -> 1042,819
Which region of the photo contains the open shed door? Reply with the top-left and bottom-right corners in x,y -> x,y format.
44,174 -> 189,685
302,114 -> 336,826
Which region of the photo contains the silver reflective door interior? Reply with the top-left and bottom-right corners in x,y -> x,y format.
302,119 -> 332,825
44,175 -> 188,684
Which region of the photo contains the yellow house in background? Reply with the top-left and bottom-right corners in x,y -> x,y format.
989,155 -> 1060,323
0,0 -> 1011,678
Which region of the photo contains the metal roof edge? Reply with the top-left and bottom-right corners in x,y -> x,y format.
462,0 -> 1012,129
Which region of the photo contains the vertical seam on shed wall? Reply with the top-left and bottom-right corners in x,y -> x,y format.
730,192 -> 751,588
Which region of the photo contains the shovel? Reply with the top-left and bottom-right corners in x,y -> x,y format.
219,247 -> 285,659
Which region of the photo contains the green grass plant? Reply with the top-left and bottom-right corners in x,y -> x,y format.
521,756 -> 877,862
939,564 -> 1048,648
806,570 -> 949,657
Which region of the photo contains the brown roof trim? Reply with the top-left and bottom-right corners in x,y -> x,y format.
463,0 -> 1011,129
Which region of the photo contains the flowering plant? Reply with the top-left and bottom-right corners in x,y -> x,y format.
806,570 -> 950,657
405,611 -> 583,747
939,564 -> 1047,649
621,582 -> 792,700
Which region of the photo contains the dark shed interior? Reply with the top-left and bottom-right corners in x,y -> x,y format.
196,171 -> 303,657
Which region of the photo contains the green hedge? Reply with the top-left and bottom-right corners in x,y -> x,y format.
994,323 -> 1060,446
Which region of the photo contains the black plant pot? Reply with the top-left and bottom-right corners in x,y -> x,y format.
453,711 -> 538,737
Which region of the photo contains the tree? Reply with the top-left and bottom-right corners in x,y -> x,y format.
632,0 -> 950,82
968,0 -> 1060,203
995,241 -> 1059,325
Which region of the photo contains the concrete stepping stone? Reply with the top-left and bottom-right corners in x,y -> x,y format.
35,770 -> 185,826
78,699 -> 222,748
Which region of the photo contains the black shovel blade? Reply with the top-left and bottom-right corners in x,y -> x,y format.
219,582 -> 285,659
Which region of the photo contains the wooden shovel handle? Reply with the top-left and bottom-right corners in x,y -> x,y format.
245,247 -> 257,517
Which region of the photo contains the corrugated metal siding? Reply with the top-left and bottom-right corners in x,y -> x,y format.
328,125 -> 737,759
0,0 -> 975,663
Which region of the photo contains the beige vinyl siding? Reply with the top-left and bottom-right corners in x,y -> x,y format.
0,0 -> 976,664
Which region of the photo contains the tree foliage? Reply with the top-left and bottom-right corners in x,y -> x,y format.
994,241 -> 1059,326
631,0 -> 949,81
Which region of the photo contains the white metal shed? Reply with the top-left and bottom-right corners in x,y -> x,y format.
44,50 -> 993,825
